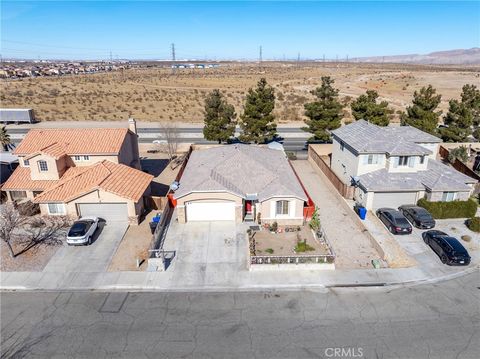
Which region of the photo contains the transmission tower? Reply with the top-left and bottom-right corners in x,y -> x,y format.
171,43 -> 176,74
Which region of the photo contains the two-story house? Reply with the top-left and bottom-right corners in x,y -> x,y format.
1,119 -> 153,224
331,120 -> 477,209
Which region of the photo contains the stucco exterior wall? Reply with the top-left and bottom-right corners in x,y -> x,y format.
331,138 -> 360,184
357,154 -> 387,176
426,190 -> 471,202
259,197 -> 304,226
28,154 -> 63,180
70,154 -> 120,166
118,133 -> 141,169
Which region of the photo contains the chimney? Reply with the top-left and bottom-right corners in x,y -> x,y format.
128,118 -> 137,134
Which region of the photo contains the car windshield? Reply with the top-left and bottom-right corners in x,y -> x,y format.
68,221 -> 92,237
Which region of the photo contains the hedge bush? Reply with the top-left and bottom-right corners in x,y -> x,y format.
466,217 -> 480,232
417,198 -> 478,219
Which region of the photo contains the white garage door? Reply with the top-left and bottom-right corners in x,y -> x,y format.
372,192 -> 418,210
186,201 -> 235,222
78,203 -> 128,222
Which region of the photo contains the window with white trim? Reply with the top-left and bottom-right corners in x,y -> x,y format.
47,203 -> 66,215
23,159 -> 30,166
367,154 -> 379,165
74,155 -> 81,161
38,160 -> 48,172
398,156 -> 409,166
420,156 -> 425,164
83,155 -> 89,161
276,200 -> 289,215
442,192 -> 456,202
10,191 -> 27,200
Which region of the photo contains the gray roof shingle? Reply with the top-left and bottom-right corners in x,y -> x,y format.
332,120 -> 440,155
173,145 -> 308,202
358,159 -> 475,192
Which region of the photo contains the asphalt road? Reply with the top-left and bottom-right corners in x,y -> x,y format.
1,273 -> 479,359
7,127 -> 311,152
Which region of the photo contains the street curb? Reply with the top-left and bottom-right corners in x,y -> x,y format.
1,265 -> 478,292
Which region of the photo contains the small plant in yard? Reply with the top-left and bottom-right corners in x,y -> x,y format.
265,248 -> 274,254
461,235 -> 472,242
309,207 -> 320,231
270,221 -> 278,233
294,239 -> 315,253
466,217 -> 480,232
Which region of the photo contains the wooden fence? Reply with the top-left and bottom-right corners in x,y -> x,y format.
439,146 -> 480,182
308,146 -> 354,199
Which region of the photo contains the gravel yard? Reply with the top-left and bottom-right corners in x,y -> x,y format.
0,238 -> 62,272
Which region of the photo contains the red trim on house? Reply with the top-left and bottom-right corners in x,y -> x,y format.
288,160 -> 315,220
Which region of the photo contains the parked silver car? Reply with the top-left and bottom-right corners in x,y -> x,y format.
66,217 -> 100,245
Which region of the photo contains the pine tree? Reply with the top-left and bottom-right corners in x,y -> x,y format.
239,78 -> 277,143
461,84 -> 480,126
202,89 -> 236,143
401,85 -> 442,134
350,90 -> 393,126
303,76 -> 343,141
439,99 -> 473,142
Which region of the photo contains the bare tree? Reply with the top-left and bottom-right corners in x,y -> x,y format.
0,204 -> 29,258
157,123 -> 179,168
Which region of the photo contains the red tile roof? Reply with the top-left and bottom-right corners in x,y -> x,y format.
33,160 -> 153,203
1,167 -> 57,191
14,128 -> 130,156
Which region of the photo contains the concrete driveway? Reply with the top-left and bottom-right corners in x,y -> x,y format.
370,215 -> 479,271
43,222 -> 129,273
161,213 -> 248,287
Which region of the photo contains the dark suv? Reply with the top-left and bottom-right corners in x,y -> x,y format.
398,205 -> 436,229
422,230 -> 471,266
376,208 -> 412,235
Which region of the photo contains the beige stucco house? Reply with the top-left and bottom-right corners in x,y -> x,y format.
1,119 -> 153,224
330,120 -> 477,209
173,144 -> 308,225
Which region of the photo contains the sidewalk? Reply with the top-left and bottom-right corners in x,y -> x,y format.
1,262 -> 477,291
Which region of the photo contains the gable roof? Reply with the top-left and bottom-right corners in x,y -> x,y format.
331,120 -> 441,155
14,128 -> 131,156
173,145 -> 307,202
1,167 -> 57,191
33,160 -> 153,203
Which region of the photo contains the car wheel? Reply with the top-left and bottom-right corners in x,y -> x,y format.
423,237 -> 429,245
441,255 -> 448,264
87,236 -> 92,245
389,226 -> 394,234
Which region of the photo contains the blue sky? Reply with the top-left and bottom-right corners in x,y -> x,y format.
1,1 -> 479,60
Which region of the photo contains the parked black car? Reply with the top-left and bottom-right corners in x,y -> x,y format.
376,208 -> 412,235
398,205 -> 436,229
422,230 -> 471,266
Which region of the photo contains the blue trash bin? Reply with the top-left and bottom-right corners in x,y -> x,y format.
358,207 -> 367,220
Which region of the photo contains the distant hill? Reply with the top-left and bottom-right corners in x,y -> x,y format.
352,48 -> 480,65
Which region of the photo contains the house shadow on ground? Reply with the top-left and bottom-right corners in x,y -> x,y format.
141,158 -> 169,177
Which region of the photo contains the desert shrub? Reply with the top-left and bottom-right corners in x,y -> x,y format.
295,240 -> 315,253
270,221 -> 278,232
466,217 -> 480,232
461,235 -> 472,242
417,198 -> 477,219
265,248 -> 274,254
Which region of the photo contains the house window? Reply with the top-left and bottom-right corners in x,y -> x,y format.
398,156 -> 409,166
442,192 -> 456,202
23,159 -> 30,166
367,154 -> 379,165
10,191 -> 27,200
38,160 -> 48,172
47,203 -> 66,215
420,156 -> 425,164
74,155 -> 81,161
340,141 -> 345,151
33,191 -> 42,197
276,200 -> 289,215
83,155 -> 90,161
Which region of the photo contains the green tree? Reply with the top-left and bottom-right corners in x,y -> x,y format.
303,76 -> 343,141
448,146 -> 468,164
461,84 -> 480,126
439,99 -> 473,142
401,85 -> 442,134
473,127 -> 480,141
350,90 -> 393,126
202,89 -> 236,143
239,78 -> 277,143
0,126 -> 12,151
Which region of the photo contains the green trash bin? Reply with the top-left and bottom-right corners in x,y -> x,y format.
371,259 -> 381,269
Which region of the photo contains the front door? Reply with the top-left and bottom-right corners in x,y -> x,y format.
245,200 -> 252,214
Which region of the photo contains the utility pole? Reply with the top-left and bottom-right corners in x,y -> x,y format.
323,54 -> 325,63
346,54 -> 349,62
171,43 -> 176,74
259,45 -> 262,69
297,52 -> 300,67
110,50 -> 113,63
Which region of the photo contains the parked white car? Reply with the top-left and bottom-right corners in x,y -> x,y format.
66,217 -> 100,245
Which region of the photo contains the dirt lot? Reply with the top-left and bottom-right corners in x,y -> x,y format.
0,239 -> 61,272
2,62 -> 478,123
252,226 -> 330,256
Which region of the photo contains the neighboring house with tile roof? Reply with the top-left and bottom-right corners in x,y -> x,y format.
1,119 -> 153,224
173,144 -> 308,225
330,120 -> 476,209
